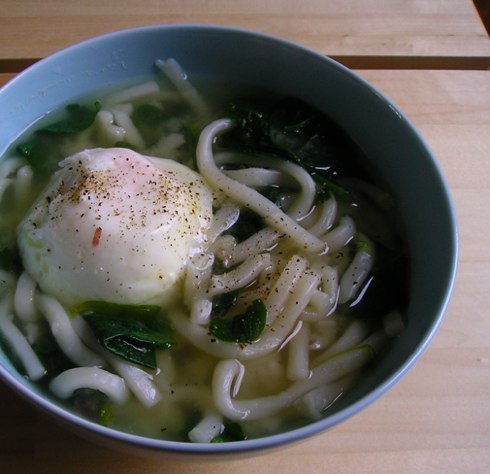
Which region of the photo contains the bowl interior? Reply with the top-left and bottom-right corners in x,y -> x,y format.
0,25 -> 457,454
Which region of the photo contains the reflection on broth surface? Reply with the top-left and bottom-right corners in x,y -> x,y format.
0,59 -> 408,443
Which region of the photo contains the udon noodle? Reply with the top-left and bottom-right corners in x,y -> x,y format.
0,59 -> 407,442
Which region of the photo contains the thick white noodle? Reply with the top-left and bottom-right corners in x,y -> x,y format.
0,159 -> 27,206
14,271 -> 39,323
0,157 -> 24,177
70,316 -> 163,407
14,165 -> 33,204
184,251 -> 214,324
36,293 -> 104,367
338,249 -> 374,304
151,132 -> 186,158
111,105 -> 145,149
228,228 -> 280,266
215,151 -> 316,221
223,168 -> 289,187
184,251 -> 214,304
322,215 -> 356,251
294,376 -> 355,419
169,266 -> 319,360
190,298 -> 213,326
206,200 -> 240,245
49,367 -> 129,404
188,412 -> 223,443
265,255 -> 308,323
208,254 -> 271,297
308,318 -> 340,352
0,158 -> 24,201
104,80 -> 161,107
302,265 -> 340,322
303,197 -> 338,236
212,345 -> 373,421
210,234 -> 236,265
0,311 -> 46,381
110,358 -> 163,407
287,322 -> 311,381
197,119 -> 326,253
316,320 -> 370,364
95,109 -> 127,145
155,58 -> 208,118
321,265 -> 340,315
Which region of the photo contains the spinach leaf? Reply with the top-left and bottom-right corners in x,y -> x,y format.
209,299 -> 267,344
82,305 -> 175,370
16,133 -> 65,175
16,101 -> 102,175
40,102 -> 101,134
224,98 -> 364,201
131,104 -> 168,146
212,290 -> 239,317
211,422 -> 246,443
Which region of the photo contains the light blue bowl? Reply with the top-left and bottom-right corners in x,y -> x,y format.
0,25 -> 457,457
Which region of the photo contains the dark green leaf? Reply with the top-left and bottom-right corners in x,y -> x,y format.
16,101 -> 102,175
82,309 -> 175,370
131,104 -> 168,146
211,422 -> 246,443
41,102 -> 102,134
16,133 -> 65,175
209,299 -> 267,344
212,290 -> 239,317
224,99 -> 365,201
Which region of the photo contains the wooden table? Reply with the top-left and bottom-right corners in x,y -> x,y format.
1,1 -> 489,473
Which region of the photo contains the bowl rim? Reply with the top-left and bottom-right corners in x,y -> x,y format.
0,23 -> 459,455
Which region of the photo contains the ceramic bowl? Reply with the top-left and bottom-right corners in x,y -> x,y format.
0,25 -> 457,457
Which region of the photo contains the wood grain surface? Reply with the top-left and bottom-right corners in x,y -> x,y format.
0,0 -> 489,68
0,1 -> 489,473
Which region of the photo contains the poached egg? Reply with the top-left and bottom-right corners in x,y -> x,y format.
17,147 -> 213,306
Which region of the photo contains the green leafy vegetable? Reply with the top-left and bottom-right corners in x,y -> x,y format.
131,104 -> 168,146
40,102 -> 102,134
211,289 -> 239,317
211,422 -> 247,443
224,98 -> 366,201
81,303 -> 175,370
16,101 -> 102,175
209,299 -> 267,344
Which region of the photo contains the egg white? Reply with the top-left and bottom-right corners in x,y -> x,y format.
17,147 -> 213,306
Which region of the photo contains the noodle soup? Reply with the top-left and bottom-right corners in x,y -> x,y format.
0,59 -> 408,443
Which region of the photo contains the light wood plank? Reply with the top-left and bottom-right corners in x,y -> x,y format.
0,0 -> 489,66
